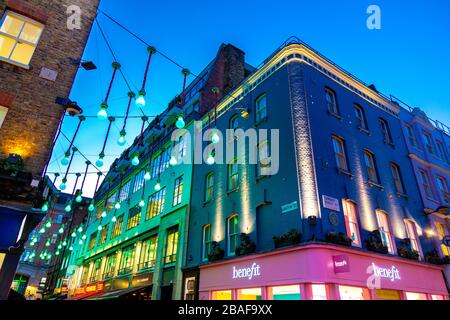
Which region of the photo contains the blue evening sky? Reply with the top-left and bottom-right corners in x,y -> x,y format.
47,0 -> 450,198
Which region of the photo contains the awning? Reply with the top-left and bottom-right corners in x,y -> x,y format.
85,285 -> 152,300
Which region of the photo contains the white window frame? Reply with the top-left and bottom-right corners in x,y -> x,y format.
0,10 -> 44,68
227,215 -> 239,256
0,105 -> 8,128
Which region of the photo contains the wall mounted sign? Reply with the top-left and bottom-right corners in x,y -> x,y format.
332,255 -> 350,273
232,263 -> 261,280
322,195 -> 340,212
39,67 -> 58,81
329,211 -> 339,226
132,273 -> 153,288
281,201 -> 298,214
371,263 -> 401,282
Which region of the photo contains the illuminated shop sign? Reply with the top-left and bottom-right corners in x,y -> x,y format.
332,255 -> 350,273
371,263 -> 401,282
232,263 -> 261,280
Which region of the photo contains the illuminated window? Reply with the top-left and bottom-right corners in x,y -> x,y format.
126,205 -> 141,230
423,131 -> 435,155
133,170 -> 145,193
105,193 -> 117,212
405,220 -> 421,258
311,284 -> 327,300
342,200 -> 361,247
204,172 -> 214,202
0,11 -> 44,67
0,105 -> 7,128
379,118 -> 393,144
325,88 -> 338,115
80,265 -> 89,286
419,169 -> 433,199
164,227 -> 179,264
146,187 -> 166,219
255,94 -> 267,122
95,204 -> 104,220
202,224 -> 212,261
376,210 -> 395,254
390,162 -> 405,194
228,159 -> 239,191
138,235 -> 158,270
339,286 -> 370,300
211,290 -> 232,300
435,222 -> 449,257
173,175 -> 183,206
257,140 -> 271,176
118,245 -> 135,275
436,176 -> 450,203
268,285 -> 301,300
103,253 -> 117,279
118,180 -> 131,202
88,231 -> 97,250
111,215 -> 124,239
354,104 -> 367,130
431,295 -> 444,300
332,136 -> 348,171
364,150 -> 379,184
404,124 -> 417,147
237,288 -> 262,300
151,153 -> 162,179
90,259 -> 102,283
98,223 -> 109,245
375,289 -> 401,300
405,292 -> 427,300
227,215 -> 239,256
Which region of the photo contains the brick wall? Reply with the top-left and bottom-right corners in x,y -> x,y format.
0,0 -> 99,177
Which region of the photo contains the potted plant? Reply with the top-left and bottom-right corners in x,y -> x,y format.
273,229 -> 302,248
365,230 -> 389,254
207,241 -> 225,262
325,231 -> 353,247
235,233 -> 256,256
397,238 -> 419,261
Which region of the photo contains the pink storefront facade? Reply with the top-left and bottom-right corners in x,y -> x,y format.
198,244 -> 449,300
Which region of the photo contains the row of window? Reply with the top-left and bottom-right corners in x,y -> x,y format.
81,227 -> 178,285
202,215 -> 239,261
418,168 -> 450,204
325,88 -> 394,145
405,123 -> 449,162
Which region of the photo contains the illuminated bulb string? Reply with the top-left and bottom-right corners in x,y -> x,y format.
61,116 -> 85,166
97,117 -> 115,168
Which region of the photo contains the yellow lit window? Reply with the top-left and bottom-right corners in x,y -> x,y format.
0,106 -> 8,128
0,11 -> 44,67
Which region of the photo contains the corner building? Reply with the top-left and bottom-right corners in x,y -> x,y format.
184,41 -> 449,300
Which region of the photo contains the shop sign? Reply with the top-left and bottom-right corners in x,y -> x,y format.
113,278 -> 130,290
322,195 -> 340,212
332,255 -> 350,273
74,286 -> 86,296
371,263 -> 401,282
132,273 -> 153,288
232,263 -> 261,280
86,282 -> 104,294
281,201 -> 298,214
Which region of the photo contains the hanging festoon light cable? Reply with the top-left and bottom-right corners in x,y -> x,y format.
98,62 -> 121,120
88,171 -> 103,212
130,116 -> 148,166
75,161 -> 91,203
41,173 -> 60,212
96,117 -> 115,167
65,172 -> 81,213
175,69 -> 190,129
154,149 -> 162,192
61,116 -> 86,166
210,87 -> 221,144
60,147 -> 78,190
136,46 -> 157,108
144,136 -> 156,181
118,91 -> 136,146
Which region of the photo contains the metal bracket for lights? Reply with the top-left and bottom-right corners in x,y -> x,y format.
69,58 -> 97,71
55,97 -> 83,116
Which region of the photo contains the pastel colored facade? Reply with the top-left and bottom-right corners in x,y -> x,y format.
0,0 -> 98,300
67,44 -> 250,300
183,40 -> 449,300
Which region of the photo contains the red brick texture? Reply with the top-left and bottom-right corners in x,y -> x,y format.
0,91 -> 15,107
6,0 -> 49,24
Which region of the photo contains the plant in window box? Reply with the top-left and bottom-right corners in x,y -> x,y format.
365,230 -> 389,254
235,233 -> 256,256
397,238 -> 419,261
325,231 -> 353,247
207,241 -> 225,262
273,229 -> 302,248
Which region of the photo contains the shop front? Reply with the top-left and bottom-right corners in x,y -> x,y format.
198,244 -> 449,300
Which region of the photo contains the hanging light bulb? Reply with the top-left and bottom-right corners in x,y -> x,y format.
61,151 -> 70,166
207,152 -> 215,165
47,253 -> 52,260
77,226 -> 83,233
58,227 -> 64,234
211,131 -> 220,144
136,90 -> 146,108
144,170 -> 151,181
154,179 -> 161,191
82,234 -> 87,240
139,199 -> 145,207
30,241 -> 35,247
55,251 -> 60,256
131,154 -> 140,166
41,201 -> 49,212
64,202 -> 72,213
57,244 -> 62,250
75,194 -> 83,203
117,130 -> 127,146
69,246 -> 73,251
78,239 -> 83,245
97,102 -> 108,120
96,155 -> 104,168
111,216 -> 117,223
62,240 -> 67,246
169,155 -> 178,166
45,220 -> 52,228
39,227 -> 45,234
71,232 -> 76,238
176,115 -> 185,129
114,201 -> 121,210
97,225 -> 103,231
101,210 -> 107,218
59,179 -> 67,191
45,240 -> 51,247
88,202 -> 95,212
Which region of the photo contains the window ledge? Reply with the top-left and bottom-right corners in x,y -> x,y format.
358,127 -> 371,135
227,187 -> 240,195
337,168 -> 354,178
328,111 -> 343,120
396,192 -> 409,199
203,200 -> 213,207
384,140 -> 395,148
368,181 -> 384,190
0,57 -> 31,70
256,174 -> 271,182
